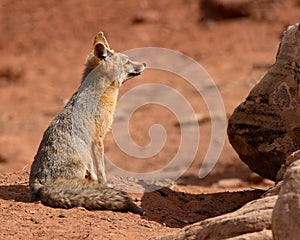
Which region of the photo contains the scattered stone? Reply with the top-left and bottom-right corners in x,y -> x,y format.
77,206 -> 87,211
217,178 -> 243,188
140,222 -> 152,228
174,111 -> 228,126
58,213 -> 65,218
30,217 -> 38,224
201,0 -> 253,20
0,153 -> 7,163
0,65 -> 23,86
132,10 -> 159,24
200,0 -> 281,21
100,216 -> 120,222
228,23 -> 300,181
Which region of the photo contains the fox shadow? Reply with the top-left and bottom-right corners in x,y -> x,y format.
141,187 -> 264,228
0,184 -> 30,203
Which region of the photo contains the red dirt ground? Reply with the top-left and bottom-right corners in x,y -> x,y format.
0,0 -> 299,239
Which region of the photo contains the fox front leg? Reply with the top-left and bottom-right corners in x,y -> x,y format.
91,139 -> 107,183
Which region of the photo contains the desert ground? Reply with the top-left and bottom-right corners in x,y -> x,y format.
0,0 -> 299,239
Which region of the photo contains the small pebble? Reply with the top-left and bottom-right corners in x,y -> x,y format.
217,178 -> 243,188
30,217 -> 38,224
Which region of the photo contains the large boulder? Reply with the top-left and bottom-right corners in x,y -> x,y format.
227,23 -> 300,181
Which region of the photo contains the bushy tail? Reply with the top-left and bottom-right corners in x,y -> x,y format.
38,178 -> 143,214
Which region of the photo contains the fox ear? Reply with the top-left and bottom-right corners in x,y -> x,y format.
94,43 -> 107,60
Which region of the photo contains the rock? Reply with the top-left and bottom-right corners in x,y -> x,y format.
225,229 -> 272,240
0,153 -> 7,163
227,23 -> 300,181
264,181 -> 282,197
247,172 -> 264,184
200,0 -> 281,21
131,10 -> 159,24
276,149 -> 300,182
153,196 -> 277,240
217,178 -> 243,188
201,0 -> 253,19
272,159 -> 300,239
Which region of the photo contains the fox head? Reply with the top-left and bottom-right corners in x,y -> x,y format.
83,32 -> 146,86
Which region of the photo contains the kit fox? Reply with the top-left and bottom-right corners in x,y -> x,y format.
29,32 -> 146,214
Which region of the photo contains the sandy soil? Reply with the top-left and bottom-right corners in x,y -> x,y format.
0,0 -> 299,239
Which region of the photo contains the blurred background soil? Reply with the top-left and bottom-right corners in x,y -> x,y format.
0,0 -> 299,239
